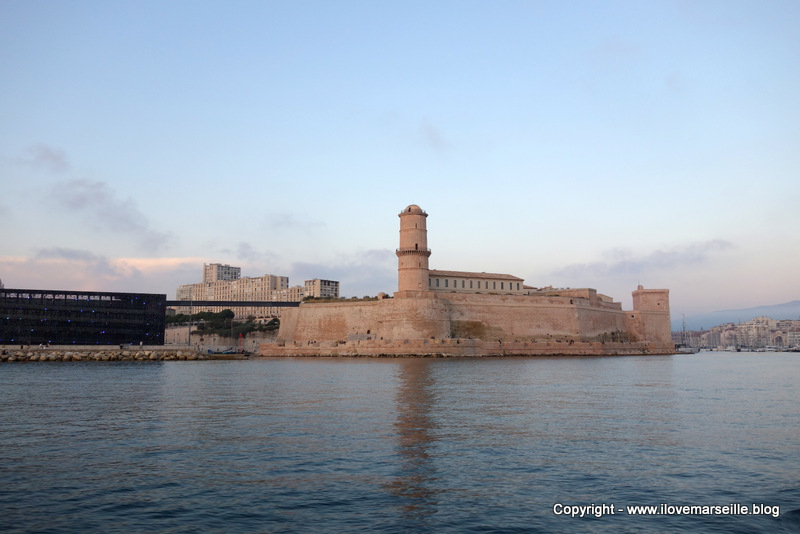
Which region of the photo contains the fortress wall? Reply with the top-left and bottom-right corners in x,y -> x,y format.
442,293 -> 582,340
626,310 -> 672,345
374,294 -> 450,340
276,291 -> 672,349
277,296 -> 451,343
278,300 -> 384,343
277,307 -> 301,341
574,305 -> 631,340
438,292 -> 648,342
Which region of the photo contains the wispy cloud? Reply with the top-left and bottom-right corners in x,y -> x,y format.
34,247 -> 123,278
216,242 -> 280,264
554,239 -> 734,278
266,212 -> 326,232
590,36 -> 641,60
20,144 -> 70,173
290,249 -> 396,297
1,248 -> 130,291
49,179 -> 174,251
0,252 -> 207,294
420,119 -> 449,152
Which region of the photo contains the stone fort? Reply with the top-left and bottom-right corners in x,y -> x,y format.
258,204 -> 673,357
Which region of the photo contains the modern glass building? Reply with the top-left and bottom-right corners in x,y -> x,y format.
1,289 -> 166,346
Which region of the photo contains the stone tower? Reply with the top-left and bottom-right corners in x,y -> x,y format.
396,204 -> 431,293
631,285 -> 672,345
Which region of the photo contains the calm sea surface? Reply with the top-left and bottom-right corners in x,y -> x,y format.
1,353 -> 798,533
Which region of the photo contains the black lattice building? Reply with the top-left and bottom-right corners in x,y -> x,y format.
1,289 -> 166,346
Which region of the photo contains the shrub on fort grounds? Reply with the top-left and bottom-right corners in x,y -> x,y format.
168,310 -> 280,338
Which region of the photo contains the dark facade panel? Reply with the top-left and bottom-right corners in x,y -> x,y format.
1,289 -> 166,346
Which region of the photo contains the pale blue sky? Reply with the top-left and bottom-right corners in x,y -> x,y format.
1,0 -> 798,316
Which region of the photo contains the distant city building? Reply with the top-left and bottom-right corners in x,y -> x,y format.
175,264 -> 339,318
0,288 -> 166,345
673,316 -> 800,350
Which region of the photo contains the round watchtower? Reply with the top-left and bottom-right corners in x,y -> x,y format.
396,204 -> 431,292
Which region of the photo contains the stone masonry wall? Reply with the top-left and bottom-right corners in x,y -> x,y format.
273,290 -> 669,349
259,338 -> 674,357
277,295 -> 450,343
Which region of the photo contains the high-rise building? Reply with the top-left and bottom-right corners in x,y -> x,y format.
175,264 -> 339,318
203,263 -> 241,283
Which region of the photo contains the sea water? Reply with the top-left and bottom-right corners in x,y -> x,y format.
1,353 -> 798,533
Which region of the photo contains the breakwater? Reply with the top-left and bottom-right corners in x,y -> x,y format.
0,348 -> 247,362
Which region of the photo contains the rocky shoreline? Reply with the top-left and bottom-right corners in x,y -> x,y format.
1,348 -> 248,362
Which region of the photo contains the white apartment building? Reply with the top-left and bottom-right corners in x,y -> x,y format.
203,263 -> 241,283
175,264 -> 339,318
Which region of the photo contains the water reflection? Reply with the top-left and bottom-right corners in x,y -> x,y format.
386,359 -> 439,526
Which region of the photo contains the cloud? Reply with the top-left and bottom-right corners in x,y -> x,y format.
591,36 -> 641,59
236,242 -> 262,262
20,144 -> 70,172
266,212 -> 326,231
0,252 -> 207,295
554,239 -> 735,279
214,242 -> 280,265
665,72 -> 684,94
49,179 -> 174,251
34,247 -> 123,276
420,119 -> 449,152
1,248 -> 130,291
289,249 -> 396,297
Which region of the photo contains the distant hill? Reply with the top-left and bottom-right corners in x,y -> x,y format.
672,300 -> 800,331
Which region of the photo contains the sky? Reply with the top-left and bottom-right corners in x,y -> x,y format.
1,0 -> 799,318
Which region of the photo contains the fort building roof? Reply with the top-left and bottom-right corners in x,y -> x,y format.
429,270 -> 524,281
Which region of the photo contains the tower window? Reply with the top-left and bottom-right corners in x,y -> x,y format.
445,279 -> 448,288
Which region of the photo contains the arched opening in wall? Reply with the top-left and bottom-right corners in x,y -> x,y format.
367,329 -> 371,335
415,243 -> 418,250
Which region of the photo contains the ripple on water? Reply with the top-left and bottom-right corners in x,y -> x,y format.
0,355 -> 798,533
